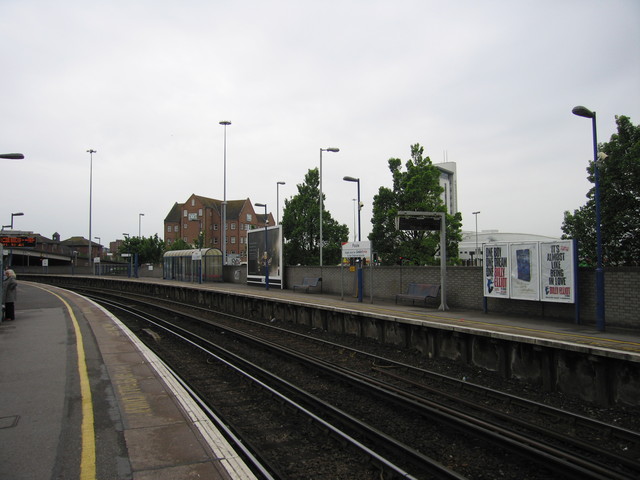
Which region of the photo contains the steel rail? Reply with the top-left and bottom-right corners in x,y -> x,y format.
81,287 -> 639,478
94,296 -> 459,480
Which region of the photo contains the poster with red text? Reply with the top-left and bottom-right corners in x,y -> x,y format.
483,244 -> 509,298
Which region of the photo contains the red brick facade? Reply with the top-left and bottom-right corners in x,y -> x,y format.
164,194 -> 274,262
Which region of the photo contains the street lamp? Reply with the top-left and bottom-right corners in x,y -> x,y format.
219,121 -> 231,265
0,154 -> 23,288
472,211 -> 480,264
10,212 -> 23,229
572,105 -> 605,331
254,203 -> 269,290
87,149 -> 96,272
352,199 -> 357,241
276,181 -> 285,225
139,213 -> 145,237
343,176 -> 361,241
122,233 -> 132,277
319,147 -> 339,266
343,175 -> 363,302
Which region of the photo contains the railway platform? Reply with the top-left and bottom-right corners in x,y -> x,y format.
153,277 -> 640,357
2,275 -> 639,479
0,282 -> 257,480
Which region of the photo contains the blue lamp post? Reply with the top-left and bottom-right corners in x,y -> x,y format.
255,203 -> 269,290
572,105 -> 605,331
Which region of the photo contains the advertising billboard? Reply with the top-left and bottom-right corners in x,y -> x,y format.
509,242 -> 540,301
540,240 -> 575,303
483,243 -> 509,298
247,225 -> 283,288
483,240 -> 575,304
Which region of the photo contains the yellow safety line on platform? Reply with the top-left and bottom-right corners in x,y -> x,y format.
34,285 -> 97,480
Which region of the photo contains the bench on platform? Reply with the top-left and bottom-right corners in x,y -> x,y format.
395,283 -> 440,305
293,277 -> 322,293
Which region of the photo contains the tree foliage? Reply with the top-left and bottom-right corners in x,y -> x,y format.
370,144 -> 462,265
562,115 -> 640,266
119,234 -> 166,264
281,168 -> 349,265
166,238 -> 192,251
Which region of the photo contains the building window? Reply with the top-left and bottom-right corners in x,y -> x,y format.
183,209 -> 187,217
167,225 -> 171,233
191,198 -> 195,206
183,223 -> 188,230
213,237 -> 218,244
231,223 -> 236,230
246,213 -> 252,222
213,224 -> 218,231
231,236 -> 236,244
198,208 -> 203,216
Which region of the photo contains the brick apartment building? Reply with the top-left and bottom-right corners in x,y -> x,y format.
163,194 -> 274,263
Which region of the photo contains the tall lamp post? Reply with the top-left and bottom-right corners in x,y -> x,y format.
219,121 -> 231,265
138,213 -> 145,237
572,105 -> 605,331
472,211 -> 480,264
10,212 -> 23,229
87,149 -> 96,272
7,212 -> 24,267
352,199 -> 357,241
122,233 -> 132,278
0,153 -> 24,160
1,153 -> 23,312
343,175 -> 363,302
254,203 -> 269,290
319,147 -> 339,266
276,181 -> 285,224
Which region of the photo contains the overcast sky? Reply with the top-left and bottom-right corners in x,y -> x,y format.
1,0 -> 638,248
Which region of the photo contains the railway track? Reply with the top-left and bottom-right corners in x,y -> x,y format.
78,287 -> 639,479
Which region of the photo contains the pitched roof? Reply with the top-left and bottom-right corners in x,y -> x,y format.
226,198 -> 249,219
164,202 -> 182,223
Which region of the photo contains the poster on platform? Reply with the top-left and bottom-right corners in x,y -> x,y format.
247,225 -> 283,288
483,244 -> 509,298
509,243 -> 540,300
540,240 -> 575,303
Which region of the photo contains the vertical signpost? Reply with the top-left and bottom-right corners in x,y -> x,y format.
341,241 -> 372,303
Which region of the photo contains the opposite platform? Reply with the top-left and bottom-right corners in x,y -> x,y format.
0,282 -> 257,480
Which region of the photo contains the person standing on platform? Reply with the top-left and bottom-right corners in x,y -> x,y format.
3,268 -> 17,321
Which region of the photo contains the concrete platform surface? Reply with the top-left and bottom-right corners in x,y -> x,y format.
0,282 -> 257,480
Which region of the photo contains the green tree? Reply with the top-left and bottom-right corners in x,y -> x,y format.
370,144 -> 462,265
562,115 -> 640,266
281,168 -> 349,265
166,238 -> 192,251
119,234 -> 166,264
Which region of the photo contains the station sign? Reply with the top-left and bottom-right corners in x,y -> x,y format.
341,241 -> 371,258
0,236 -> 37,248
